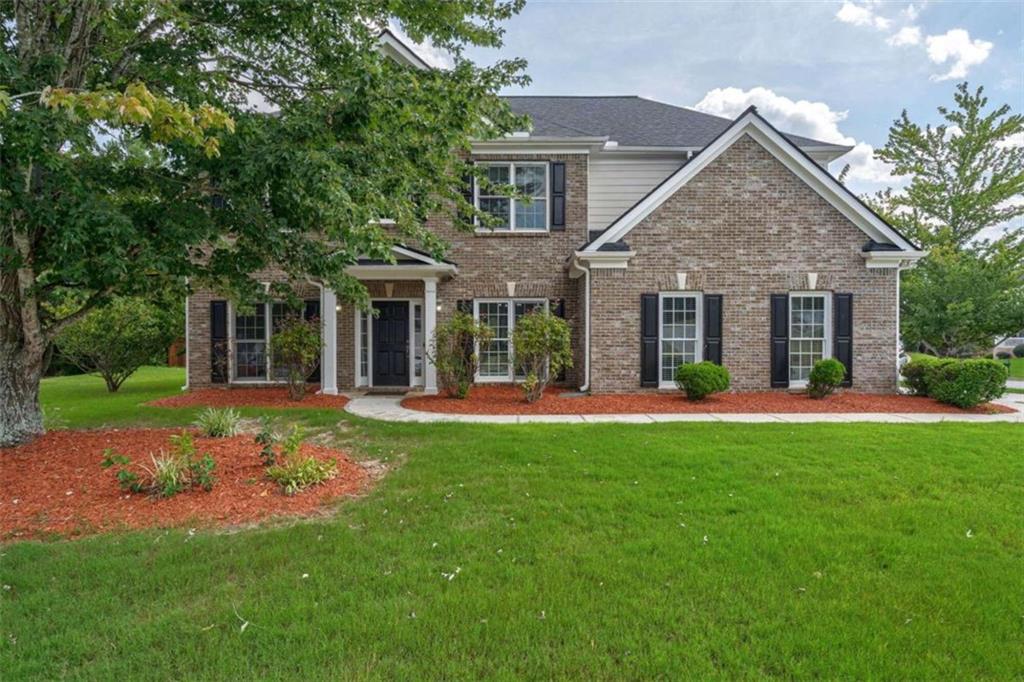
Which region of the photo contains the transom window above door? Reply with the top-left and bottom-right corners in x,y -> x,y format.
475,162 -> 549,232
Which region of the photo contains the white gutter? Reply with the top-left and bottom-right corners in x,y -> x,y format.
569,259 -> 591,392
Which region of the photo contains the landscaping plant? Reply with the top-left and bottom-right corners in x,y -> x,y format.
674,362 -> 731,401
511,311 -> 573,403
99,431 -> 216,498
807,358 -> 846,399
194,407 -> 242,437
900,356 -> 940,395
270,315 -> 322,401
1014,344 -> 1024,359
429,312 -> 494,399
925,358 -> 1008,409
261,425 -> 337,496
55,297 -> 175,393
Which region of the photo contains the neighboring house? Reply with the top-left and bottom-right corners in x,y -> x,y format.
184,31 -> 925,395
995,332 -> 1024,355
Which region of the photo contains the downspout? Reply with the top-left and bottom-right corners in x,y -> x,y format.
582,265 -> 591,392
182,277 -> 190,391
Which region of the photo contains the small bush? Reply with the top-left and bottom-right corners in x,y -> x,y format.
254,415 -> 277,466
194,407 -> 242,437
100,431 -> 216,498
900,357 -> 938,396
270,314 -> 322,401
808,358 -> 846,399
511,310 -> 573,403
996,351 -> 1012,360
674,362 -> 730,401
926,358 -> 1008,408
1014,343 -> 1024,359
266,456 -> 338,496
429,312 -> 494,399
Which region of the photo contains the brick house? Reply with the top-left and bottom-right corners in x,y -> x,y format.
184,32 -> 924,396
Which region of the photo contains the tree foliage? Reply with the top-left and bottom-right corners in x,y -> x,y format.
55,296 -> 175,392
0,0 -> 528,444
870,83 -> 1024,357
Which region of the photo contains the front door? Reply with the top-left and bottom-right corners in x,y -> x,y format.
372,301 -> 409,387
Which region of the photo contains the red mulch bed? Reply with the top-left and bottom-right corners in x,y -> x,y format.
403,385 -> 1013,415
149,387 -> 349,410
0,429 -> 368,540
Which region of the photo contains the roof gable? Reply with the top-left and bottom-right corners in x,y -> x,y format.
583,107 -> 922,256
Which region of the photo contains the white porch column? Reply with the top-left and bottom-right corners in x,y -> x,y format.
423,278 -> 438,394
320,287 -> 339,395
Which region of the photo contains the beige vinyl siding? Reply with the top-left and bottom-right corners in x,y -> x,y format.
588,153 -> 687,231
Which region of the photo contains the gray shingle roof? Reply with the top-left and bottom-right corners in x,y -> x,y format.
503,96 -> 842,149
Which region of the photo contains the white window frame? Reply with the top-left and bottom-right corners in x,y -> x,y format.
473,298 -> 549,382
657,292 -> 703,389
474,162 -> 550,232
230,301 -> 274,383
353,299 -> 424,389
788,291 -> 832,388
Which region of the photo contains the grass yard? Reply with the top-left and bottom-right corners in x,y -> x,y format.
3,369 -> 1023,679
1010,357 -> 1024,379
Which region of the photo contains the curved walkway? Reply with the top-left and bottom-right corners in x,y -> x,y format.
345,394 -> 1024,424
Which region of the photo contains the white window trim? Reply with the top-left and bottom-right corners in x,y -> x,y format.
473,298 -> 549,382
657,291 -> 704,389
353,298 -> 424,389
474,161 -> 551,233
230,301 -> 278,384
788,291 -> 832,388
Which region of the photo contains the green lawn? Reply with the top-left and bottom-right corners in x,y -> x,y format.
3,370 -> 1023,679
1010,357 -> 1024,379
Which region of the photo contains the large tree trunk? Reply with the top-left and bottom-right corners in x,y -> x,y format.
0,341 -> 45,448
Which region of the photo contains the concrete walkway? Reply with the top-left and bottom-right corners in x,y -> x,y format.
1007,379 -> 1024,390
345,393 -> 1024,424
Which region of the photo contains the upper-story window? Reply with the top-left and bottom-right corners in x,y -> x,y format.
475,162 -> 549,232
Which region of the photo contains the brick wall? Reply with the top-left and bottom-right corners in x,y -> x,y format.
589,135 -> 899,393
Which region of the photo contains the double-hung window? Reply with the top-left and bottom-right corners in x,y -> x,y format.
475,162 -> 549,232
659,293 -> 702,386
234,301 -> 318,382
474,299 -> 548,381
789,293 -> 831,385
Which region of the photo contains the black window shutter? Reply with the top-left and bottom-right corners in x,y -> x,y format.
550,161 -> 566,230
303,299 -> 322,384
770,294 -> 789,388
703,294 -> 723,365
210,300 -> 228,384
640,293 -> 659,387
833,293 -> 853,387
459,163 -> 475,225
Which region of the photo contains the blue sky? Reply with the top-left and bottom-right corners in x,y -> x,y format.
457,0 -> 1023,201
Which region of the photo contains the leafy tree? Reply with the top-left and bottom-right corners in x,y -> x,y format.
0,1 -> 527,445
511,310 -> 572,403
870,83 -> 1024,357
55,296 -> 175,392
270,314 -> 321,401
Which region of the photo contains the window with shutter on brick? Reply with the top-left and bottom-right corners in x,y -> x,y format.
788,293 -> 832,385
474,162 -> 550,232
658,293 -> 703,387
473,298 -> 548,381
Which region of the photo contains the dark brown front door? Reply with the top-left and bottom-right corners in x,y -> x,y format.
372,301 -> 409,386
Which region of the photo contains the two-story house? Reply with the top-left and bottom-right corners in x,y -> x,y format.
184,30 -> 925,396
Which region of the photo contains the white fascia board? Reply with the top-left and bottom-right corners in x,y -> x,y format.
585,112 -> 917,254
862,250 -> 928,268
346,263 -> 457,280
471,138 -> 605,155
377,30 -> 432,71
391,245 -> 450,266
573,250 -> 635,270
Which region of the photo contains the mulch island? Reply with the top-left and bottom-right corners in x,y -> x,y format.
0,429 -> 367,540
403,384 -> 1013,415
149,386 -> 349,409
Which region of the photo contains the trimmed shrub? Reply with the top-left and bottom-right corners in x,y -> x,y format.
194,407 -> 242,437
674,362 -> 730,401
808,358 -> 846,399
900,357 -> 939,396
926,358 -> 1008,408
1014,343 -> 1024,359
429,312 -> 494,399
511,310 -> 573,403
270,314 -> 321,401
996,351 -> 1012,360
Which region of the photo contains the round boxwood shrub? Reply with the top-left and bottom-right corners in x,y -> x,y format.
674,361 -> 730,401
1014,343 -> 1024,359
900,357 -> 937,396
807,358 -> 846,399
926,358 -> 1008,408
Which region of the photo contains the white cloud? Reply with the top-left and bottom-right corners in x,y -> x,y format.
836,2 -> 891,30
996,132 -> 1024,149
925,29 -> 993,81
692,87 -> 908,193
887,26 -> 921,47
902,3 -> 921,21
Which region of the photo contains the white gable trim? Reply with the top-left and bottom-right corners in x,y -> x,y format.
584,110 -> 920,255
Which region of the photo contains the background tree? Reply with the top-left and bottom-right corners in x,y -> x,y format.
55,296 -> 175,392
1,1 -> 527,445
869,83 -> 1024,357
